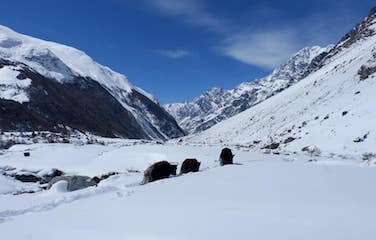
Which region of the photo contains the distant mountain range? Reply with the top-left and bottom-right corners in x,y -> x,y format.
2,5 -> 376,150
165,45 -> 332,134
0,25 -> 184,140
184,7 -> 376,155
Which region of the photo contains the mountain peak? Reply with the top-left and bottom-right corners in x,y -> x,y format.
0,25 -> 184,140
369,6 -> 376,17
0,25 -> 134,91
205,87 -> 225,96
336,6 -> 376,51
165,45 -> 330,134
184,7 -> 376,155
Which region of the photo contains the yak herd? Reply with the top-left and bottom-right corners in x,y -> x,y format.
142,147 -> 234,184
13,147 -> 235,192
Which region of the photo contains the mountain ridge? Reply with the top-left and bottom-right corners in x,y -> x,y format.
0,25 -> 185,140
165,45 -> 332,134
184,6 -> 376,155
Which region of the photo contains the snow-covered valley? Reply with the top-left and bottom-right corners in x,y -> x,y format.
1,4 -> 376,240
1,141 -> 376,239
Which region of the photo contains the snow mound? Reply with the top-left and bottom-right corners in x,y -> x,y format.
48,180 -> 69,193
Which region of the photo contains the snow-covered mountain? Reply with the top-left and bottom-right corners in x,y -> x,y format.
0,25 -> 184,140
185,7 -> 376,155
165,46 -> 331,134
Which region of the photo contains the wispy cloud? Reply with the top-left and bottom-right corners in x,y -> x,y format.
157,49 -> 191,59
220,29 -> 300,68
146,0 -> 227,33
142,0 -> 359,69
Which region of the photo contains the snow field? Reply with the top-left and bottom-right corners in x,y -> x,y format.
0,142 -> 375,239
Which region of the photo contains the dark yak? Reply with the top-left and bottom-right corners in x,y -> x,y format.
180,158 -> 201,174
219,148 -> 234,166
143,161 -> 177,184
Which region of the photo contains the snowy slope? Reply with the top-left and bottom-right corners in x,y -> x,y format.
0,25 -> 133,89
0,25 -> 184,140
0,65 -> 31,103
1,142 -> 376,239
186,7 -> 376,155
165,46 -> 331,134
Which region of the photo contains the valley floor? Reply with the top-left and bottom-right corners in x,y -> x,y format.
0,141 -> 375,239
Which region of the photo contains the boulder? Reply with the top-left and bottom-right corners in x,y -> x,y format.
39,168 -> 65,183
15,173 -> 42,183
283,137 -> 296,144
48,175 -> 98,192
263,143 -> 280,150
98,172 -> 119,181
301,145 -> 322,156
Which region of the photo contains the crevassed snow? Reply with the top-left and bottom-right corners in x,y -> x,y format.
0,142 -> 376,239
0,66 -> 31,103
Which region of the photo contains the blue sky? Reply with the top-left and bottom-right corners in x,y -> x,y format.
0,0 -> 374,103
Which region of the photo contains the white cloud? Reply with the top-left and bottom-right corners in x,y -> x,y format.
144,0 -> 301,68
146,0 -> 226,33
142,1 -> 353,69
157,49 -> 191,59
220,29 -> 300,68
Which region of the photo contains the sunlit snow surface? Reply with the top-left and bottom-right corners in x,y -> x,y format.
185,20 -> 376,155
0,142 -> 375,239
0,25 -> 133,91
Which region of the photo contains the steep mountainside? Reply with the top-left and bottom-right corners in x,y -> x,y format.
165,46 -> 331,134
185,7 -> 376,155
0,26 -> 184,140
